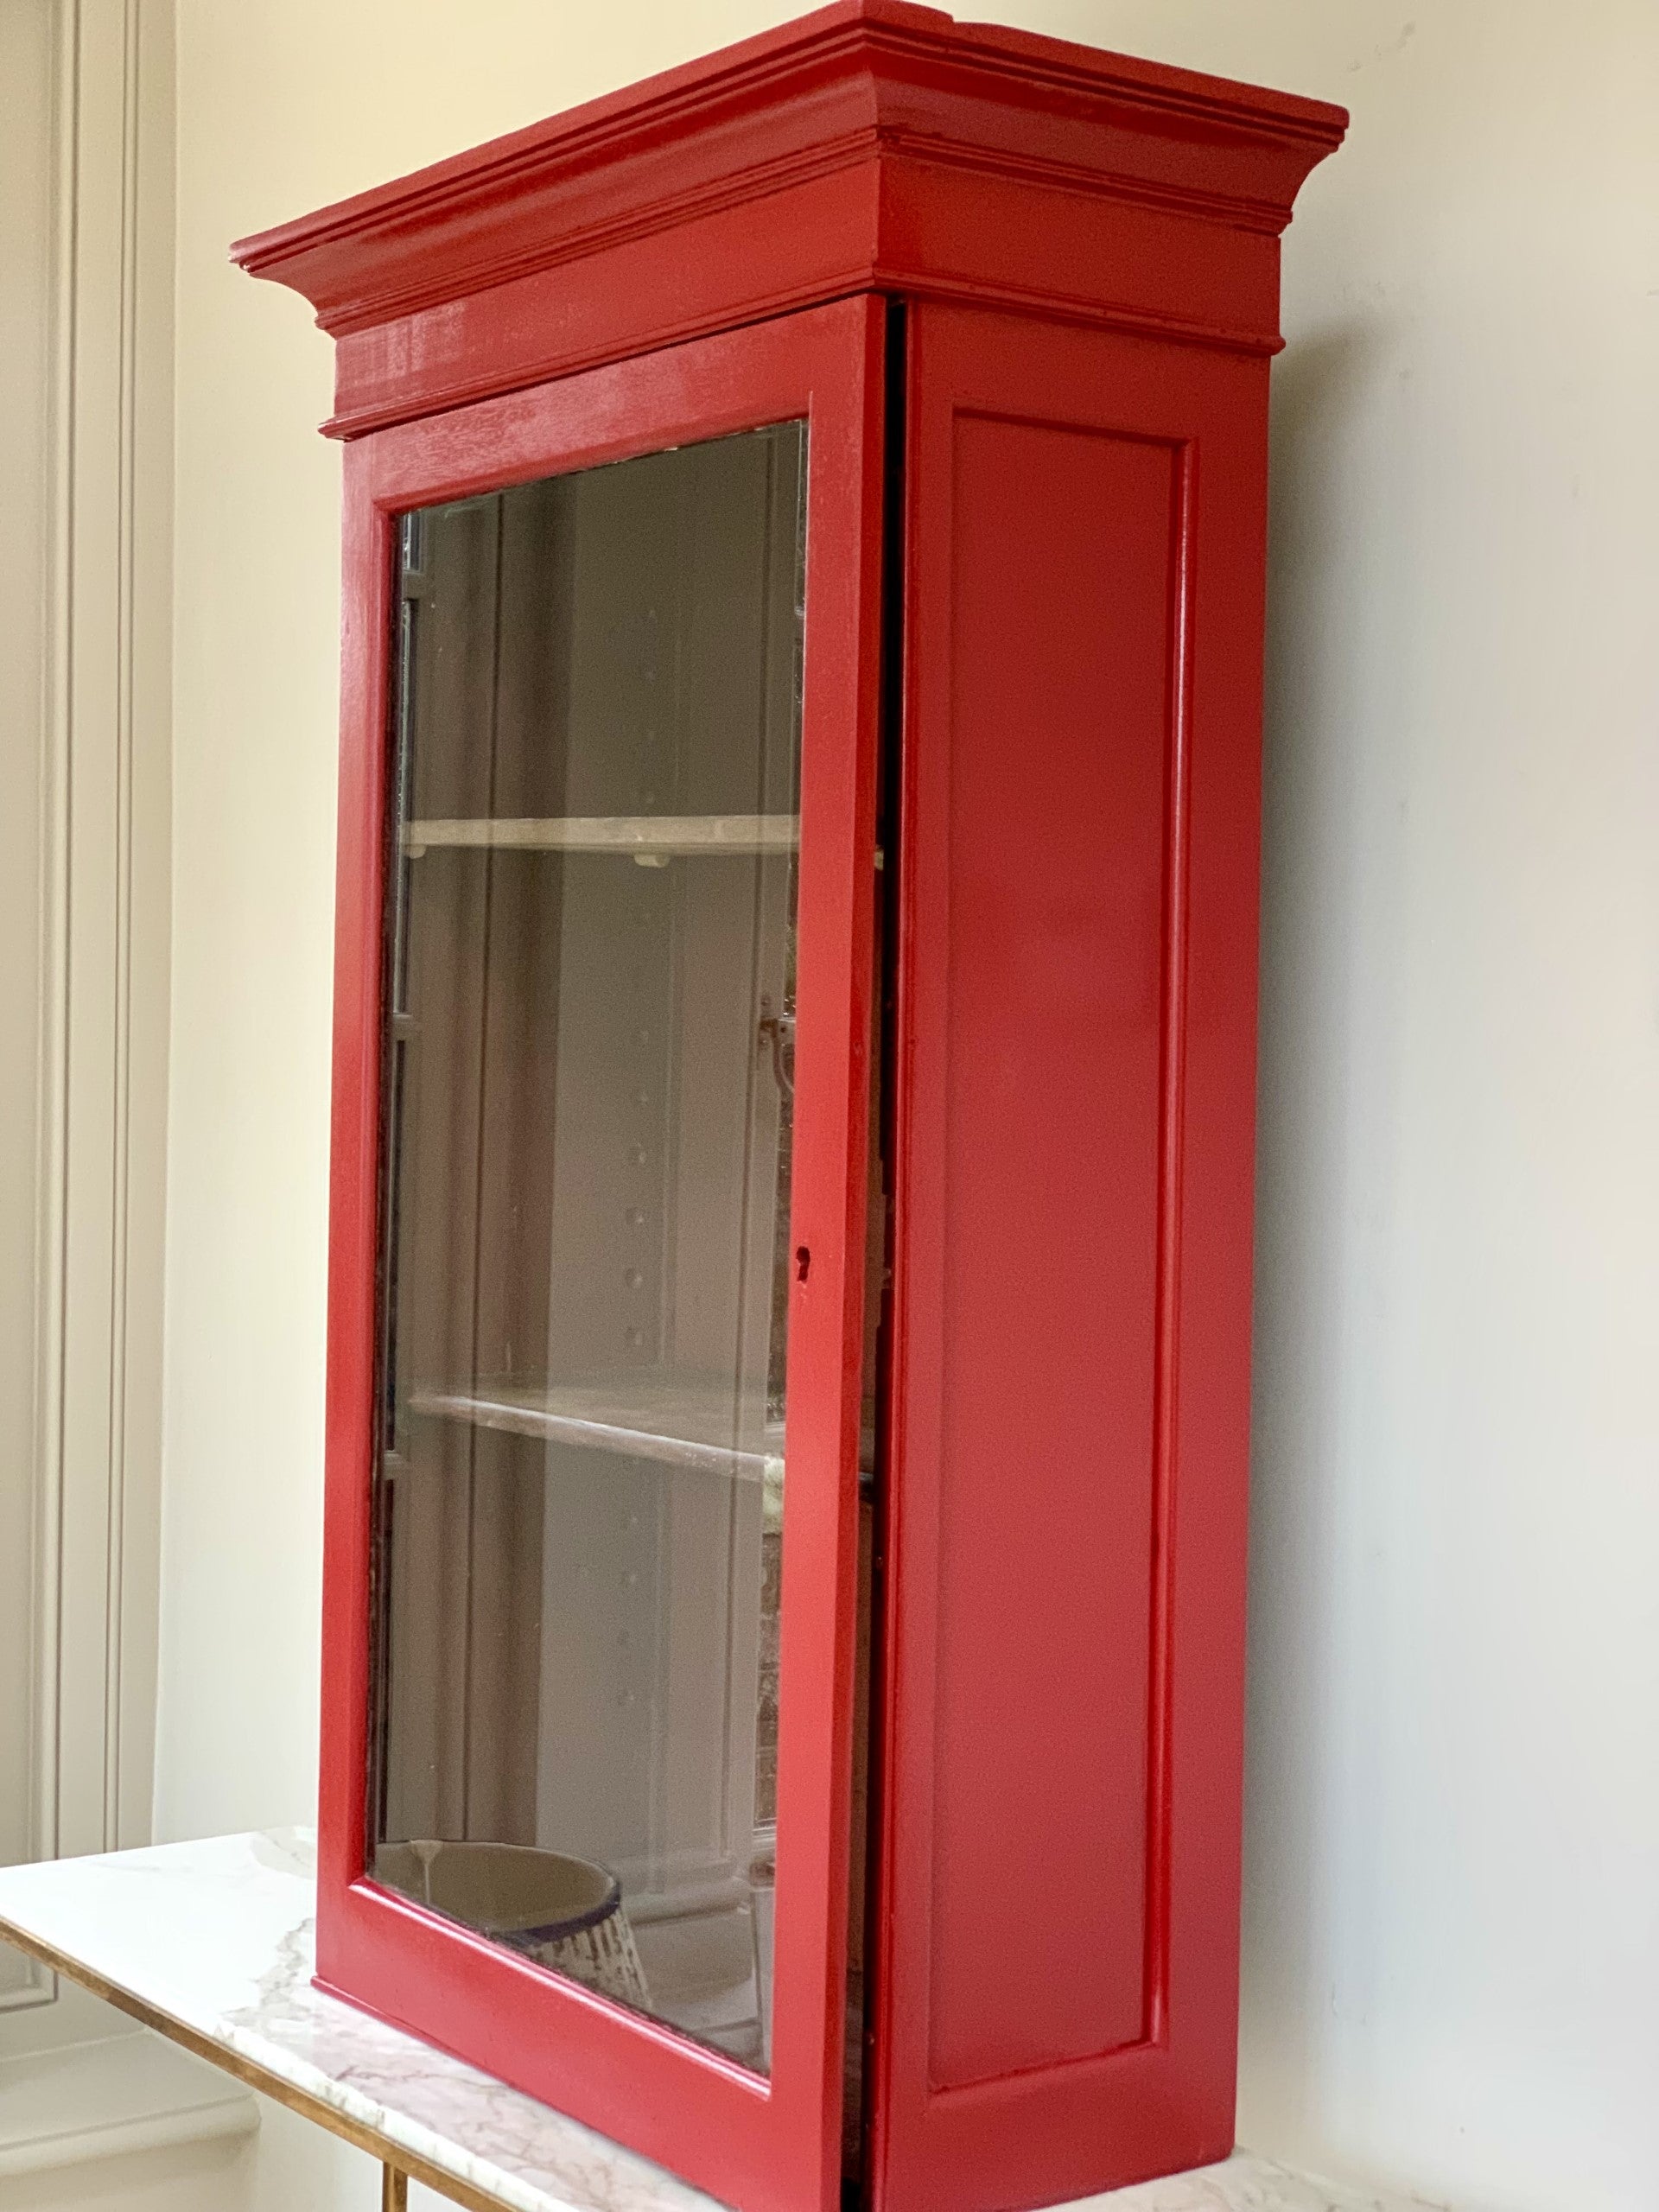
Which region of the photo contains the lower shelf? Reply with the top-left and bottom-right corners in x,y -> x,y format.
407,1374 -> 782,1484
404,1373 -> 875,1512
405,1372 -> 854,1532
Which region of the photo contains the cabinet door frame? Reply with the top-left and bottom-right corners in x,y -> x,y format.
318,294 -> 885,2212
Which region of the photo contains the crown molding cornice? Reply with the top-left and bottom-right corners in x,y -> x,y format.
233,0 -> 1346,436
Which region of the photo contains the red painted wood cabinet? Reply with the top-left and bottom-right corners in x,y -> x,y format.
234,10 -> 1342,2210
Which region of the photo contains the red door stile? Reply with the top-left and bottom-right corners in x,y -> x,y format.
319,296 -> 887,2212
866,302 -> 1272,2212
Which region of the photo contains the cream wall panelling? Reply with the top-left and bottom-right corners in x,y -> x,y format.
0,4 -> 232,2166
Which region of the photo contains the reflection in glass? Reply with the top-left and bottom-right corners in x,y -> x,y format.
370,424 -> 806,2073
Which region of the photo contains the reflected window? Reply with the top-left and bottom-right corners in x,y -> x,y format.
370,424 -> 806,2074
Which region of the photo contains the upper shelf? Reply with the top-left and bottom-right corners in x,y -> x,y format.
402,814 -> 799,860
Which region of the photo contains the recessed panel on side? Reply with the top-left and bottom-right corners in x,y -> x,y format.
925,414 -> 1176,2088
876,302 -> 1268,2212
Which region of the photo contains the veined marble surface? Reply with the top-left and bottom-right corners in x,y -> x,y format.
0,1831 -> 1438,2212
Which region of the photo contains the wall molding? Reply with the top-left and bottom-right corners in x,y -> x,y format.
1,0 -> 173,2046
0,2031 -> 257,2178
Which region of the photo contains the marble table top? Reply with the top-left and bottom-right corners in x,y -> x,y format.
0,1831 -> 1433,2212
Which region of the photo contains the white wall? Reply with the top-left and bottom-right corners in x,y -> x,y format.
1217,12 -> 1659,2211
156,3 -> 1659,2209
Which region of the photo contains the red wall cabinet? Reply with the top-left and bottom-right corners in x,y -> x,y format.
234,10 -> 1342,2212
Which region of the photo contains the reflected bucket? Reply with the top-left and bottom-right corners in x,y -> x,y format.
375,1840 -> 650,2009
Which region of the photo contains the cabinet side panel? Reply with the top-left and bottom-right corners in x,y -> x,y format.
872,304 -> 1269,2212
926,416 -> 1174,2084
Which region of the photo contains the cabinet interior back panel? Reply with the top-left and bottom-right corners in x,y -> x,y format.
926,412 -> 1176,2087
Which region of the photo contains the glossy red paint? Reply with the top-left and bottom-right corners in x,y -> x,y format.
866,302 -> 1275,2212
319,298 -> 887,2212
245,8 -> 1343,2209
231,0 -> 1343,442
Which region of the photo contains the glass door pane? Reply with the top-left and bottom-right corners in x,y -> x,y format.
371,423 -> 806,2075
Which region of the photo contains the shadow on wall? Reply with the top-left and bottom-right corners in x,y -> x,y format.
1241,316 -> 1416,2170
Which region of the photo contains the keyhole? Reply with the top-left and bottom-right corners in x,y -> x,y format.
796,1245 -> 811,1284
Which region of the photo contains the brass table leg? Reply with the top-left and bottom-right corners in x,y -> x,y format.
381,2162 -> 408,2212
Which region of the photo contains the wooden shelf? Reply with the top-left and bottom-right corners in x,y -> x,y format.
405,1375 -> 876,1523
409,1375 -> 780,1477
406,1376 -> 787,1528
402,814 -> 799,859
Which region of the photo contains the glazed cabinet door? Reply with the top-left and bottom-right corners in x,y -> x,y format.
868,302 -> 1272,2212
319,297 -> 884,2212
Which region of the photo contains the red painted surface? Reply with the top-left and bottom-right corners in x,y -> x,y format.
928,411 -> 1175,2080
247,8 -> 1344,2209
230,0 -> 1343,440
867,302 -> 1277,2212
318,297 -> 887,2212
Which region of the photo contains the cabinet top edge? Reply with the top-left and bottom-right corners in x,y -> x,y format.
231,0 -> 1347,338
